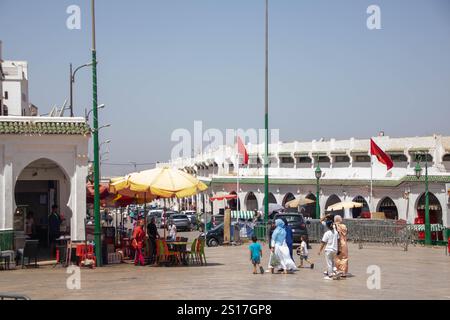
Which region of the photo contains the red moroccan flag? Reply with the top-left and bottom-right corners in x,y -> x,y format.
236,136 -> 249,165
370,138 -> 393,170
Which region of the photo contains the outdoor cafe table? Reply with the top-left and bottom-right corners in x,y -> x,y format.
166,241 -> 191,265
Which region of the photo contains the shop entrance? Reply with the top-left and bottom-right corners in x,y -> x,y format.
14,158 -> 69,257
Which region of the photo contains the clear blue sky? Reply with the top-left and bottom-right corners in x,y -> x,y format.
1,0 -> 450,176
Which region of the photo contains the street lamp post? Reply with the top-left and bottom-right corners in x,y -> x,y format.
263,0 -> 269,225
91,0 -> 102,266
314,159 -> 322,219
69,62 -> 93,117
414,153 -> 432,245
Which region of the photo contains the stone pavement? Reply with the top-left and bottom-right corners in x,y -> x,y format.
0,234 -> 449,300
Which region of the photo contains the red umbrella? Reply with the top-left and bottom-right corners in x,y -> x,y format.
86,182 -> 110,204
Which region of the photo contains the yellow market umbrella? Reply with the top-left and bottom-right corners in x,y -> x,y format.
125,167 -> 208,198
110,176 -> 155,201
327,201 -> 363,211
119,167 -> 208,238
285,197 -> 315,208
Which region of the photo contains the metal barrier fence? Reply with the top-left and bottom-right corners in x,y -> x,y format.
306,219 -> 419,251
0,293 -> 30,300
254,223 -> 268,242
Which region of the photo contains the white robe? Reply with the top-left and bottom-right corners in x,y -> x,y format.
269,240 -> 297,271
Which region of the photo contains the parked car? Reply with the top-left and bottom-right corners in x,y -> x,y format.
147,209 -> 163,226
211,214 -> 224,227
168,214 -> 192,231
273,213 -> 309,244
205,223 -> 224,247
182,210 -> 197,225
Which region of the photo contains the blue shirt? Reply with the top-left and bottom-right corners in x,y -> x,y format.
249,242 -> 262,260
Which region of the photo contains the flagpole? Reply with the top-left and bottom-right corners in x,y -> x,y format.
370,154 -> 373,212
236,134 -> 240,224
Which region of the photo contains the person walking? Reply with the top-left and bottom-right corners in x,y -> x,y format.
249,235 -> 264,274
281,218 -> 294,261
132,219 -> 146,266
296,235 -> 314,269
318,220 -> 339,280
147,216 -> 160,266
168,222 -> 177,241
268,219 -> 297,274
334,215 -> 349,277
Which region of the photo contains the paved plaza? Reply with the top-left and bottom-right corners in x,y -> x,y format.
1,231 -> 449,300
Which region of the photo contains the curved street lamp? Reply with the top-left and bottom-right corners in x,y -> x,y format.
414,153 -> 431,245
69,62 -> 93,117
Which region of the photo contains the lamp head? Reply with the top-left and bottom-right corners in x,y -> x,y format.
315,165 -> 322,180
414,162 -> 422,179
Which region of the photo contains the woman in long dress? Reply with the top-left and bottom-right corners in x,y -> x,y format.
268,219 -> 297,274
334,215 -> 349,276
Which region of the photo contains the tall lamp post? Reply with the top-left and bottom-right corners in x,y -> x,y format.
263,0 -> 269,224
91,0 -> 102,266
414,153 -> 432,245
314,158 -> 322,219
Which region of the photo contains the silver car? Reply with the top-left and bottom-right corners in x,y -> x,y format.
168,214 -> 192,231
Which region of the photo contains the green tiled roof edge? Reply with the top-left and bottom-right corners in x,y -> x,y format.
0,121 -> 91,135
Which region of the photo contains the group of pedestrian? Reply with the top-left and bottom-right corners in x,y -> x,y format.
318,214 -> 349,279
248,218 -> 298,275
131,216 -> 182,266
248,215 -> 349,280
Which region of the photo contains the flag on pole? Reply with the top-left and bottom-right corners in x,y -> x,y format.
236,136 -> 249,165
370,138 -> 393,170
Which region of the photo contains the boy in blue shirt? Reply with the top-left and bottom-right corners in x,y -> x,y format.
249,235 -> 264,274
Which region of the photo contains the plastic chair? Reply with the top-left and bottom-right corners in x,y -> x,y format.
188,238 -> 198,265
197,238 -> 207,265
76,244 -> 96,268
162,240 -> 180,265
0,246 -> 11,270
17,240 -> 39,268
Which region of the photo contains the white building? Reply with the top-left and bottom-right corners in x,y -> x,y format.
0,42 -> 91,251
1,60 -> 30,116
162,135 -> 450,234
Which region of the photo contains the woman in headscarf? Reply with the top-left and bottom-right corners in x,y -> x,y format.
268,219 -> 297,274
333,215 -> 349,276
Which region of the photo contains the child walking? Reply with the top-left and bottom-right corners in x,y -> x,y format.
249,235 -> 264,274
296,235 -> 314,269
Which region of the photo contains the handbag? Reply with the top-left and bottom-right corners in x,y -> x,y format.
131,238 -> 138,249
269,252 -> 280,267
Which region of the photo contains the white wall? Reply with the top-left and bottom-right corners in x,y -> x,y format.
2,61 -> 29,116
0,132 -> 89,240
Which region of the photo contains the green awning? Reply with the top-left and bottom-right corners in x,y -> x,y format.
231,211 -> 255,219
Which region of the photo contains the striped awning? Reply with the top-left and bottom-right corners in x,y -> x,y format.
231,211 -> 255,219
407,224 -> 446,232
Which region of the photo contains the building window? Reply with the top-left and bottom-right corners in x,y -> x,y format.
443,154 -> 450,162
354,155 -> 371,162
335,155 -> 350,162
318,156 -> 330,163
4,91 -> 8,100
297,156 -> 311,163
412,153 -> 433,163
280,157 -> 294,164
390,154 -> 407,162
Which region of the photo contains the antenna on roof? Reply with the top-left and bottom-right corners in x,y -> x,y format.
57,99 -> 69,117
